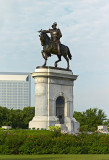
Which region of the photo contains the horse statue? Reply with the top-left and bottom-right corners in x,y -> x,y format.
39,31 -> 72,70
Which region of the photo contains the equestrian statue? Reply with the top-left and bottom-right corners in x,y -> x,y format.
38,22 -> 72,70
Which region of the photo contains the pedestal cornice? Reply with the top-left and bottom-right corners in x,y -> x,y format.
31,66 -> 78,81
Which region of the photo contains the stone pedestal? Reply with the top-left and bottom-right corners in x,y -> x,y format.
29,67 -> 79,133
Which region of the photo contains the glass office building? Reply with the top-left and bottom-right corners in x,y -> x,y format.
0,72 -> 31,110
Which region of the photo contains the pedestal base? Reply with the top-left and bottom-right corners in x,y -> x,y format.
29,116 -> 58,130
29,67 -> 80,133
29,116 -> 79,133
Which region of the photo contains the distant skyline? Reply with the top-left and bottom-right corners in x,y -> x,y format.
0,0 -> 109,117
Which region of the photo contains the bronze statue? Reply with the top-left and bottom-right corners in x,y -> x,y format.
38,22 -> 72,69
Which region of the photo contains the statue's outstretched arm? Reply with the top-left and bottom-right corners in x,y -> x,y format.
38,29 -> 50,33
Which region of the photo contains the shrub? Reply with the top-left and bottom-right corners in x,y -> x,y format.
19,134 -> 53,154
0,130 -> 109,154
49,126 -> 61,132
49,126 -> 61,137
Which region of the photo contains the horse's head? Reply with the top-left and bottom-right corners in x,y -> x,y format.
39,31 -> 50,46
39,32 -> 45,46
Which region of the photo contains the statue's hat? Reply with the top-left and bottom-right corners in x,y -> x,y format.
52,22 -> 57,27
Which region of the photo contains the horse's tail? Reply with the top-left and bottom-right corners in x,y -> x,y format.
68,48 -> 72,60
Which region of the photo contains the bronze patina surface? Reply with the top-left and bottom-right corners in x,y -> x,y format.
38,22 -> 72,70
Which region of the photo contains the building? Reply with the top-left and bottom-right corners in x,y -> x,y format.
0,72 -> 31,110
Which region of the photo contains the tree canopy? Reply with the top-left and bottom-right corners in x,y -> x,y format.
0,106 -> 35,129
73,108 -> 107,132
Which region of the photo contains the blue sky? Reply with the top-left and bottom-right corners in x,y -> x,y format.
0,0 -> 109,117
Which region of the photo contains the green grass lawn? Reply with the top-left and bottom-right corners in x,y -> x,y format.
0,154 -> 109,160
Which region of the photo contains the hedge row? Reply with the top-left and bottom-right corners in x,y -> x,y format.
0,130 -> 109,154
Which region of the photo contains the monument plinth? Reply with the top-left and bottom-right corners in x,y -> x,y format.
29,67 -> 79,133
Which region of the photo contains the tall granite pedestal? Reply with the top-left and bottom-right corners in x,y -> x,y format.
29,67 -> 79,133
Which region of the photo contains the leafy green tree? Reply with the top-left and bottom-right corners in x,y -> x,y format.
0,106 -> 10,126
103,119 -> 109,128
73,108 -> 107,132
9,107 -> 35,129
8,109 -> 24,128
22,107 -> 35,128
0,106 -> 35,129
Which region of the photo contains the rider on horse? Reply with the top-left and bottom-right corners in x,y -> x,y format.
39,22 -> 62,56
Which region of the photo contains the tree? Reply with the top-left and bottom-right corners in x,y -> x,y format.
0,106 -> 35,129
73,108 -> 107,132
103,119 -> 109,128
8,109 -> 24,128
22,107 -> 35,128
0,106 -> 10,126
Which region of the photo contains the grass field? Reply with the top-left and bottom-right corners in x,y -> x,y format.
0,154 -> 109,160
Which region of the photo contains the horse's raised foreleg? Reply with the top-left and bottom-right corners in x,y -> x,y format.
55,56 -> 61,68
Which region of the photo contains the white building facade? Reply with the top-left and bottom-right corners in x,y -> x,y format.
0,72 -> 31,110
